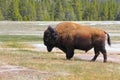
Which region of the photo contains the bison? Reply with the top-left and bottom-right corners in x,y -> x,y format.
43,22 -> 111,62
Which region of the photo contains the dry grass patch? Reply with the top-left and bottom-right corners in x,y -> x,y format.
0,50 -> 120,80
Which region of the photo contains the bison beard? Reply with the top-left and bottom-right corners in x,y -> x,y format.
43,22 -> 111,62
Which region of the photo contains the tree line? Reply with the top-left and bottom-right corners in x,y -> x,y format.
0,0 -> 120,21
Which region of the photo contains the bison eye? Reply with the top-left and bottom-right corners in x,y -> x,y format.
44,34 -> 52,42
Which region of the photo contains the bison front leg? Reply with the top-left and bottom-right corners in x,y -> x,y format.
66,48 -> 74,60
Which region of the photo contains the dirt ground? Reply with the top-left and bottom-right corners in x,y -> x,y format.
0,61 -> 69,80
0,63 -> 50,80
74,52 -> 120,63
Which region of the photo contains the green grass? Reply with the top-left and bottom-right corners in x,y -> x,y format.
0,35 -> 43,42
0,35 -> 43,49
0,50 -> 120,80
0,42 -> 34,48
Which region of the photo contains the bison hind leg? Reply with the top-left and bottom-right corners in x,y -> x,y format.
92,46 -> 107,62
100,47 -> 107,62
91,47 -> 100,62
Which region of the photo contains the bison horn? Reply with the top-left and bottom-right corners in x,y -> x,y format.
48,25 -> 55,33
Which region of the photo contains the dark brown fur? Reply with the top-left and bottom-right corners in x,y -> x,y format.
44,22 -> 111,62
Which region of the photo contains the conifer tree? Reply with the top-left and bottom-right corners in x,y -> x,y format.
90,0 -> 98,20
0,0 -> 9,20
115,4 -> 120,20
108,0 -> 116,20
82,0 -> 90,20
54,0 -> 64,21
8,0 -> 22,20
49,2 -> 55,21
0,10 -> 4,20
0,0 -> 120,21
19,0 -> 28,20
35,1 -> 42,20
65,0 -> 76,21
102,1 -> 109,20
19,0 -> 36,21
73,0 -> 83,21
41,0 -> 50,21
28,0 -> 37,20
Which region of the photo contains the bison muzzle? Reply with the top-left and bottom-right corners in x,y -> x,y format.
43,22 -> 111,62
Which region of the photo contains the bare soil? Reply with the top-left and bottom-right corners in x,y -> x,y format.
0,63 -> 69,80
0,64 -> 51,80
74,52 -> 120,63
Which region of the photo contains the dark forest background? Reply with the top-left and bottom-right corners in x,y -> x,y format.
0,0 -> 120,21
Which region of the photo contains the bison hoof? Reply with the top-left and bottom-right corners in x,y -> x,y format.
91,59 -> 96,62
66,55 -> 73,60
66,58 -> 71,60
103,60 -> 107,63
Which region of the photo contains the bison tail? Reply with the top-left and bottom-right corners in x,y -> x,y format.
104,31 -> 111,46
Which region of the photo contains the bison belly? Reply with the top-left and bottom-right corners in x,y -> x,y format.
74,36 -> 93,52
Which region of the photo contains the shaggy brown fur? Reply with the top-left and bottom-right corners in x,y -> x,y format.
44,22 -> 111,62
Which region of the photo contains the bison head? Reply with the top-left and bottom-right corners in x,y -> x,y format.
43,26 -> 58,52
